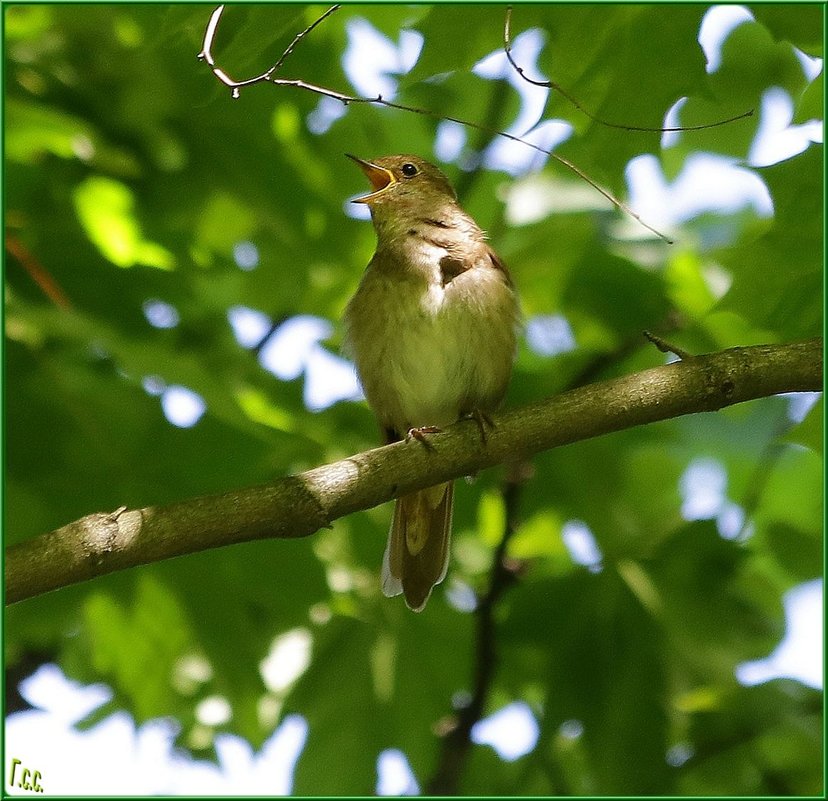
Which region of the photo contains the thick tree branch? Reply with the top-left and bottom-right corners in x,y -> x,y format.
5,338 -> 822,605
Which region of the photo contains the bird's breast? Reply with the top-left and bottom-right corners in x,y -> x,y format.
344,249 -> 519,435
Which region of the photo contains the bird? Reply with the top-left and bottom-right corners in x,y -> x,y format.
343,154 -> 520,611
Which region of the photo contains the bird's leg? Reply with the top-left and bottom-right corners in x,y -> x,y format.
462,409 -> 496,445
383,426 -> 401,445
405,425 -> 442,449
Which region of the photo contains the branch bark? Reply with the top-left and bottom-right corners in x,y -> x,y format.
6,338 -> 822,605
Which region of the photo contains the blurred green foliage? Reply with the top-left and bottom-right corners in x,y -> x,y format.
4,3 -> 822,794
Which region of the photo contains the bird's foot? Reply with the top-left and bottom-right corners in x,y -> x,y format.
405,425 -> 442,449
462,409 -> 496,444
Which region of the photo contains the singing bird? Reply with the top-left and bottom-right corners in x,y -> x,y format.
344,154 -> 520,611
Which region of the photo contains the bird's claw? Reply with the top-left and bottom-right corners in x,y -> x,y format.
463,409 -> 495,444
405,425 -> 442,448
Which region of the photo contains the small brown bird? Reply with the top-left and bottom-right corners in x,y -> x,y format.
343,154 -> 520,611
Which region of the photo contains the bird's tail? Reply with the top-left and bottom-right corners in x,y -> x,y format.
381,482 -> 453,611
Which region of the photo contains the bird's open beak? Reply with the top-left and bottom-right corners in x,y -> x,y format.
346,154 -> 396,203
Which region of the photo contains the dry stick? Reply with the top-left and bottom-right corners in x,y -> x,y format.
197,5 -> 673,244
6,339 -> 822,605
503,6 -> 754,133
269,4 -> 341,75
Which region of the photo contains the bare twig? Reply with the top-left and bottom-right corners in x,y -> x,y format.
503,6 -> 754,134
643,329 -> 695,361
6,235 -> 72,310
269,4 -> 342,75
733,404 -> 808,541
197,4 -> 342,97
453,78 -> 512,200
197,5 -> 674,243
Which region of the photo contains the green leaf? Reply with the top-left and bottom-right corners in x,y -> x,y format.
649,523 -> 784,673
669,17 -> 810,162
750,4 -> 824,57
406,5 -> 505,84
794,70 -> 823,124
78,574 -> 195,723
784,396 -> 823,455
717,145 -> 823,339
287,617 -> 386,794
503,570 -> 672,794
765,522 -> 822,583
534,5 -> 709,185
678,681 -> 822,795
73,176 -> 175,270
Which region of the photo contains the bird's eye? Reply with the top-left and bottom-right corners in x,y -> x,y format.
401,163 -> 418,178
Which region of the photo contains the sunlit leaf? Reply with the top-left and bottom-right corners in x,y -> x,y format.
73,176 -> 175,270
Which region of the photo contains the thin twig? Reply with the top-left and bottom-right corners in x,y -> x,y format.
503,6 -> 754,134
643,330 -> 695,361
427,464 -> 529,794
269,4 -> 341,75
197,5 -> 342,96
197,5 -> 674,244
6,235 -> 72,310
453,78 -> 512,200
733,405 -> 805,541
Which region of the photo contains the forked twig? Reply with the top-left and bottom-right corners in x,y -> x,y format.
198,4 -> 342,97
503,6 -> 754,134
198,5 -> 674,243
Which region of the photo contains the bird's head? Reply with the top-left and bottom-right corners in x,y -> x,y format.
347,154 -> 457,219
